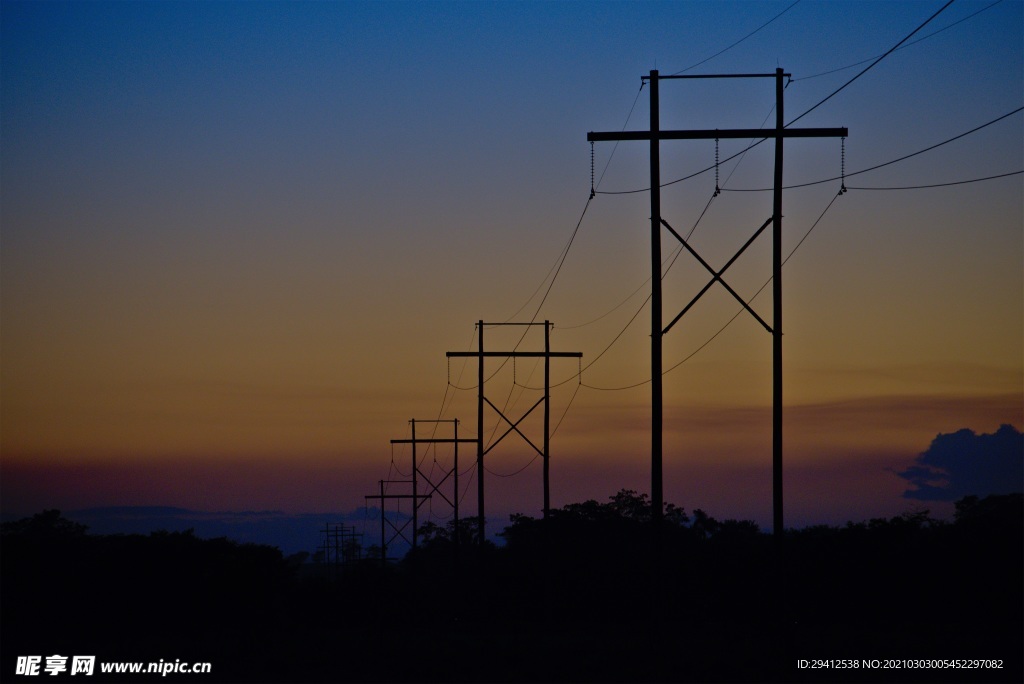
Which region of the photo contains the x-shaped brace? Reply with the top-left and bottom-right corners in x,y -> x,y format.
417,469 -> 455,509
385,515 -> 412,548
483,395 -> 544,458
661,216 -> 774,336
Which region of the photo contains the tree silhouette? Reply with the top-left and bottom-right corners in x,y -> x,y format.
2,496 -> 1020,683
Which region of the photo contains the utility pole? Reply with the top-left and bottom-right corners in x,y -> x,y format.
772,70 -> 786,541
588,69 -> 847,536
447,321 -> 582,542
318,523 -> 362,580
364,479 -> 430,566
390,419 -> 476,549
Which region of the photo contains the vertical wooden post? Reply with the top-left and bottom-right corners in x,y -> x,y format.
476,320 -> 485,544
379,480 -> 386,568
772,68 -> 785,540
411,419 -> 418,549
543,320 -> 551,518
649,70 -> 663,523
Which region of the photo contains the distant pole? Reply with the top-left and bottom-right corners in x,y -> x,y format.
379,480 -> 386,568
389,422 -> 470,552
447,322 -> 581,542
772,68 -> 784,540
649,70 -> 664,524
365,479 -> 430,564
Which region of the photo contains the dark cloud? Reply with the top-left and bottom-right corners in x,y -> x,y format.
898,424 -> 1023,501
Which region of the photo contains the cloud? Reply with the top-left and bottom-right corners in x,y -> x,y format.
897,424 -> 1023,501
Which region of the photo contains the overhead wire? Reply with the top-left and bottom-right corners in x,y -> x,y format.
501,197 -> 590,323
580,154 -> 1021,392
526,191 -> 720,391
583,186 -> 846,391
506,68 -> 658,329
485,454 -> 540,478
370,0 -> 1013,527
479,193 -> 588,396
787,0 -> 955,127
670,0 -> 803,75
467,2 -> 816,445
791,0 -> 1004,83
457,462 -> 477,504
375,1 -> 1001,500
720,106 -> 1023,191
560,100 -> 777,333
551,362 -> 583,437
594,82 -> 646,191
847,170 -> 1023,190
596,0 -> 959,195
391,444 -> 410,478
516,184 -> 721,392
502,75 -> 653,327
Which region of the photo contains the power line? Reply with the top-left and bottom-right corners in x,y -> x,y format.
791,0 -> 1004,83
583,162 -> 1017,392
583,188 -> 845,391
501,201 -> 585,323
594,83 -> 646,191
484,454 -> 539,478
848,170 -> 1022,190
483,194 -> 591,446
563,195 -> 722,386
475,195 -> 592,401
414,109 -> 1019,505
518,194 -> 722,392
526,196 -> 592,322
670,1 -> 803,75
597,0 -> 958,196
787,0 -> 955,127
558,273 -> 650,331
505,73 -> 649,322
563,102 -> 776,335
721,106 -> 1024,192
560,191 -> 719,332
551,371 -> 582,437
588,0 -> 800,198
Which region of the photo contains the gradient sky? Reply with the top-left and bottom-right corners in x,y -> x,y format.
2,1 -> 1021,536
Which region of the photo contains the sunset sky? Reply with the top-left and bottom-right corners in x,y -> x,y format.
2,0 -> 1021,539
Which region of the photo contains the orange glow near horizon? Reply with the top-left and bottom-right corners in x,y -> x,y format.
2,1 -> 1021,530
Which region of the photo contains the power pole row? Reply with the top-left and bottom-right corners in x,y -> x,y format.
364,321 -> 581,560
317,523 -> 362,580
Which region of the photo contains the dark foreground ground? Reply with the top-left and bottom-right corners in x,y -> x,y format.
2,492 -> 1021,683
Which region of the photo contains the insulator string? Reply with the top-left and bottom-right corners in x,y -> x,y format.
714,137 -> 721,196
840,136 -> 847,194
590,141 -> 596,199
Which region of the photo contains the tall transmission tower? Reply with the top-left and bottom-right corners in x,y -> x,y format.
390,418 -> 476,550
364,479 -> 430,566
447,321 -> 582,542
588,69 -> 847,537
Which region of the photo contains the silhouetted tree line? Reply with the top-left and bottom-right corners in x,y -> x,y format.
2,493 -> 1020,682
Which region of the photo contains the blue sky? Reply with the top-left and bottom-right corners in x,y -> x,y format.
2,1 -> 1021,535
